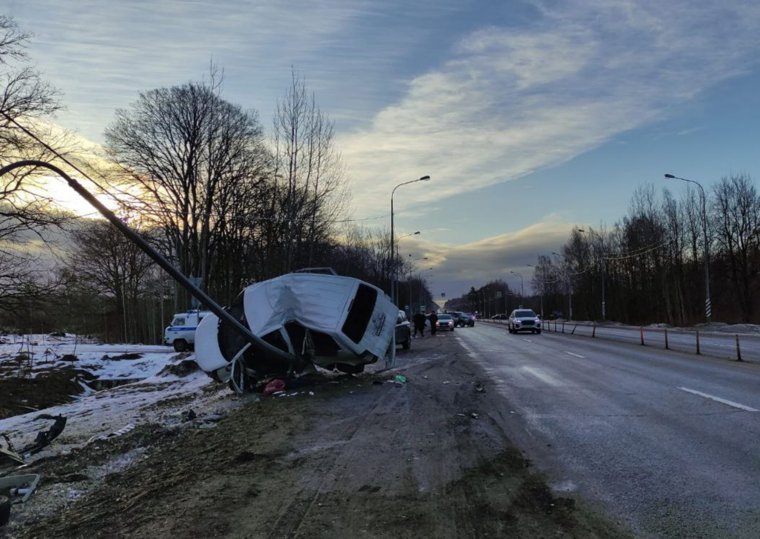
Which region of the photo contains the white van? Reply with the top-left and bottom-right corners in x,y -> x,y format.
164,311 -> 211,352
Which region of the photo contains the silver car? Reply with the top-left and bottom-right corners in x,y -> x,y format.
507,309 -> 541,334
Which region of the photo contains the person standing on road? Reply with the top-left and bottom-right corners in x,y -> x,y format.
429,311 -> 438,336
413,310 -> 426,338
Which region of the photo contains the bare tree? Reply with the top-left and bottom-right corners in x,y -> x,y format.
712,174 -> 760,321
0,16 -> 63,313
104,68 -> 270,307
66,219 -> 156,342
270,70 -> 347,273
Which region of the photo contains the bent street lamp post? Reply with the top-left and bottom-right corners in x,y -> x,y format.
665,173 -> 711,322
0,160 -> 291,362
390,175 -> 430,305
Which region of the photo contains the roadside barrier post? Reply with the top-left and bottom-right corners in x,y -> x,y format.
736,335 -> 742,361
640,327 -> 645,346
592,324 -> 596,338
664,329 -> 669,350
696,330 -> 701,355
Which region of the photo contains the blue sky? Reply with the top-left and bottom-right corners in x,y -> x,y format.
6,0 -> 760,300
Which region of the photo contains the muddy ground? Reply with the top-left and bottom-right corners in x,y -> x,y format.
2,334 -> 630,538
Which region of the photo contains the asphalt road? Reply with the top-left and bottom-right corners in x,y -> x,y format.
456,323 -> 760,538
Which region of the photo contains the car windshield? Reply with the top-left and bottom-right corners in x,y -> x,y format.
438,314 -> 452,320
514,310 -> 536,318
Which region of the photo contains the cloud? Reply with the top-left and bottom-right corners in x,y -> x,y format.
340,0 -> 760,215
403,218 -> 575,298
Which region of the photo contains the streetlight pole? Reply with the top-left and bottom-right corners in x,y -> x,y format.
665,174 -> 711,322
390,176 -> 430,305
527,264 -> 544,319
0,160 -> 293,363
510,271 -> 524,300
552,251 -> 572,320
408,254 -> 428,313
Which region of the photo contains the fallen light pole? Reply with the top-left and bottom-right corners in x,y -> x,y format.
0,159 -> 292,364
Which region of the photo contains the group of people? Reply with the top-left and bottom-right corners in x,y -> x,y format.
412,310 -> 438,337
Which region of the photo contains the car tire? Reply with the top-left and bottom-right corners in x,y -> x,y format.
536,329 -> 541,334
173,339 -> 188,352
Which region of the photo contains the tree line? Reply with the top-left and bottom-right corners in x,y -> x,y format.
0,16 -> 431,342
447,179 -> 760,326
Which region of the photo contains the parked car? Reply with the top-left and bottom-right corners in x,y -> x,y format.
462,313 -> 476,327
507,309 -> 541,334
436,313 -> 456,331
395,310 -> 411,350
164,310 -> 212,352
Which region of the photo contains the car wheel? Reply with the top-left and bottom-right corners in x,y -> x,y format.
536,329 -> 541,334
173,339 -> 188,352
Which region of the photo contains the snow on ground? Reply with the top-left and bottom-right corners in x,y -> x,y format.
0,334 -> 243,463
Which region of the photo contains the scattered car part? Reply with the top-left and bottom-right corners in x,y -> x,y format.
23,414 -> 67,455
0,474 -> 40,503
0,415 -> 66,470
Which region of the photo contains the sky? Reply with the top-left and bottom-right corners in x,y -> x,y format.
5,0 -> 760,301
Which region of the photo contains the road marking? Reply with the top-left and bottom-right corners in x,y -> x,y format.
678,387 -> 758,412
565,351 -> 585,358
459,340 -> 478,359
522,366 -> 562,387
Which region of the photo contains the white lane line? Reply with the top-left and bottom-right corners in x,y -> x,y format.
459,339 -> 478,359
678,387 -> 758,412
522,366 -> 562,387
565,351 -> 585,359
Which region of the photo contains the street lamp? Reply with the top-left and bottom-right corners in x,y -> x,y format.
509,271 -> 524,299
552,251 -> 573,320
665,173 -> 711,322
390,176 -> 430,304
407,254 -> 428,313
527,264 -> 544,319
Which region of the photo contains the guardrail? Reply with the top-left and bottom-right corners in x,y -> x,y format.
482,319 -> 760,363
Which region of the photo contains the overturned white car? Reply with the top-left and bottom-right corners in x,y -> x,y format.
195,270 -> 398,392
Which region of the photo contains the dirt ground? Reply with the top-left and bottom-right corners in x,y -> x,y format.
2,334 -> 629,539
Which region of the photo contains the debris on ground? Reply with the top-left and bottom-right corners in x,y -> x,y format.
102,353 -> 143,360
1,414 -> 66,468
263,378 -> 286,396
0,474 -> 40,503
